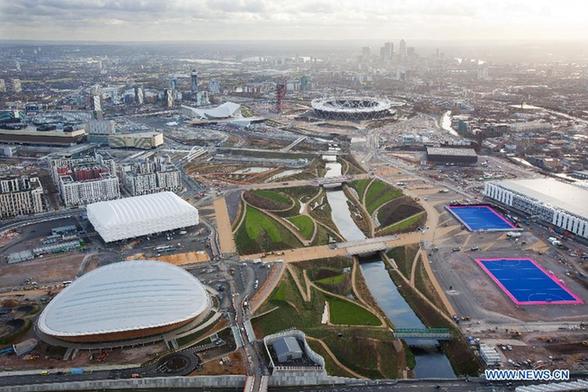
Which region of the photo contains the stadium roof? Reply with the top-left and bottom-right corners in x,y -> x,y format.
38,260 -> 210,338
493,178 -> 588,219
426,147 -> 478,157
87,192 -> 199,242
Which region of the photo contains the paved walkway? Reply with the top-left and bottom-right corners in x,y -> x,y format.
213,197 -> 237,255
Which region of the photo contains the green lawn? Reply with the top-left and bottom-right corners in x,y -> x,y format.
326,295 -> 381,326
234,206 -> 302,254
349,179 -> 371,201
364,180 -> 403,214
316,273 -> 346,286
252,189 -> 291,206
377,211 -> 426,236
287,215 -> 315,240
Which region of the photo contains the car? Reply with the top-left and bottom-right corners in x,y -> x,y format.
451,247 -> 461,252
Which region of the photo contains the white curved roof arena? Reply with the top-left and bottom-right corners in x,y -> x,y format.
311,97 -> 393,114
87,192 -> 199,242
38,260 -> 210,338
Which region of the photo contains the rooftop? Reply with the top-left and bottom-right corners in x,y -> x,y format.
493,178 -> 588,219
426,147 -> 478,157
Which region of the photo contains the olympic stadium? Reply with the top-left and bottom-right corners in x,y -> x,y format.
310,96 -> 397,120
37,260 -> 213,344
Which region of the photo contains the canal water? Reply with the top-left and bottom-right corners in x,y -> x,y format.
323,157 -> 455,378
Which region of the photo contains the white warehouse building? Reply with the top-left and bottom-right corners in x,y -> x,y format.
484,178 -> 588,239
87,192 -> 199,242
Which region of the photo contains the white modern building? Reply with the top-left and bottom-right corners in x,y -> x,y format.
484,178 -> 588,239
37,260 -> 211,343
181,102 -> 241,120
87,192 -> 199,242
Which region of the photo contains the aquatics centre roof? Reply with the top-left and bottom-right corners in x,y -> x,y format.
87,192 -> 199,242
37,260 -> 210,339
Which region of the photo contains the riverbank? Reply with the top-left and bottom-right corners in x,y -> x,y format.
381,254 -> 482,376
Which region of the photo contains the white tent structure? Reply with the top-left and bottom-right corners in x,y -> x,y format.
87,192 -> 199,242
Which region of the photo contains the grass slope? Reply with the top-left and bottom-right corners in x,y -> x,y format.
234,206 -> 302,254
287,215 -> 315,240
364,180 -> 403,214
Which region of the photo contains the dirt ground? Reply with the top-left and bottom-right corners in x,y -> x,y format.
191,350 -> 246,375
0,341 -> 165,370
0,253 -> 85,288
127,251 -> 210,265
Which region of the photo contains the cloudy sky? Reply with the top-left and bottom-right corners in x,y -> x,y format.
1,0 -> 587,42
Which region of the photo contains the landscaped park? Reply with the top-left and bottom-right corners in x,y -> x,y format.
251,257 -> 408,379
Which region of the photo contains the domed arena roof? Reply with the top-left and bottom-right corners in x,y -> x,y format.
38,260 -> 210,340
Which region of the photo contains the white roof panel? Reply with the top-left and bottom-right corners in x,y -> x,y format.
87,192 -> 198,242
493,178 -> 588,219
38,260 -> 210,337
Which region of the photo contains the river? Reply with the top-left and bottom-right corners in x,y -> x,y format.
322,157 -> 455,378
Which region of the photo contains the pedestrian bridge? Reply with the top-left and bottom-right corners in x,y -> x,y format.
392,328 -> 453,340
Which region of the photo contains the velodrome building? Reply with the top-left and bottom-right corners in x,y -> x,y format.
37,260 -> 212,343
484,178 -> 588,239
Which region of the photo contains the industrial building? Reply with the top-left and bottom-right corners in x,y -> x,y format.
484,178 -> 588,239
272,336 -> 303,363
51,154 -> 120,207
108,132 -> 163,149
426,146 -> 478,165
0,128 -> 86,146
85,119 -> 115,144
37,260 -> 211,343
121,157 -> 182,195
87,192 -> 199,242
0,176 -> 45,218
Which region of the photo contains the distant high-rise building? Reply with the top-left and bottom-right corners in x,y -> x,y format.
92,95 -> 103,120
379,42 -> 393,60
164,89 -> 174,108
399,39 -> 407,59
208,79 -> 220,94
196,91 -> 210,106
12,79 -> 22,93
0,79 -> 5,93
300,75 -> 311,91
134,86 -> 144,105
169,77 -> 178,91
191,69 -> 198,94
361,46 -> 371,58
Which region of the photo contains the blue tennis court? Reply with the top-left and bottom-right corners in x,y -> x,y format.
446,205 -> 515,231
476,258 -> 582,305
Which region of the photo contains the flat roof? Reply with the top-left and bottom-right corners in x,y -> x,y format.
492,178 -> 588,219
426,147 -> 477,157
